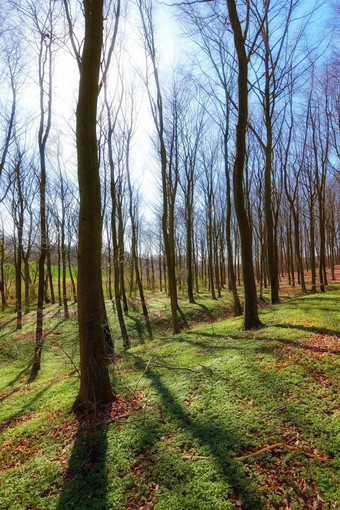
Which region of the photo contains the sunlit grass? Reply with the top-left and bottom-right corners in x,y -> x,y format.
0,286 -> 339,509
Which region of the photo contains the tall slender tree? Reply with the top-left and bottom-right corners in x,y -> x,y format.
226,0 -> 262,329
73,0 -> 114,411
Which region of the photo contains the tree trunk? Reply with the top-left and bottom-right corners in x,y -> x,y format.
165,194 -> 180,333
68,246 -> 77,303
0,236 -> 7,311
224,132 -> 241,316
61,193 -> 69,319
309,200 -> 317,293
186,201 -> 195,303
263,25 -> 280,305
15,161 -> 23,330
46,240 -> 55,305
318,193 -> 327,292
73,0 -> 114,411
290,205 -> 307,293
226,0 -> 261,329
118,205 -> 128,312
57,226 -> 62,306
207,203 -> 216,300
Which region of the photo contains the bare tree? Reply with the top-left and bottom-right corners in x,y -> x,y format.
73,0 -> 114,411
138,0 -> 180,334
225,0 -> 263,329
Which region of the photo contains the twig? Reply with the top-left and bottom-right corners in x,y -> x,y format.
114,416 -> 150,425
198,363 -> 214,373
152,362 -> 197,373
235,443 -> 333,462
133,355 -> 155,394
182,454 -> 210,460
56,344 -> 80,376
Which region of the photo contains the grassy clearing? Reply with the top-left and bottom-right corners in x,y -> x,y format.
0,287 -> 339,509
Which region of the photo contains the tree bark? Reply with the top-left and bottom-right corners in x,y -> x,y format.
73,0 -> 114,411
15,160 -> 23,330
224,131 -> 242,316
0,235 -> 7,311
226,0 -> 261,329
68,246 -> 77,303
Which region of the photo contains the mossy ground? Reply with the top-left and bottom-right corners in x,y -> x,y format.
0,284 -> 339,509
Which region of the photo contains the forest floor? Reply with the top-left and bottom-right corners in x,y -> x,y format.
0,275 -> 339,509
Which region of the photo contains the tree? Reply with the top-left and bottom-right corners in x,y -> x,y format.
201,144 -> 218,300
138,0 -> 180,334
73,0 -> 114,411
13,153 -> 24,329
180,3 -> 242,315
26,1 -> 57,372
178,96 -> 203,304
310,77 -> 331,292
226,0 -> 262,329
123,90 -> 151,326
282,86 -> 307,294
103,79 -> 131,349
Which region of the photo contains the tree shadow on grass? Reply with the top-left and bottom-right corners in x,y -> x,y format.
284,295 -> 338,307
57,417 -> 109,510
177,306 -> 188,327
145,319 -> 153,341
132,355 -> 264,509
0,360 -> 33,401
290,306 -> 337,314
272,323 -> 340,338
196,302 -> 214,320
177,335 -> 227,353
124,311 -> 154,343
185,330 -> 248,341
0,315 -> 16,329
27,366 -> 40,384
184,329 -> 339,356
0,379 -> 67,432
27,319 -> 67,383
0,327 -> 17,339
274,337 -> 340,355
125,311 -> 145,344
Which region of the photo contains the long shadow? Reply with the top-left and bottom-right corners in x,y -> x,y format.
177,335 -> 227,352
43,318 -> 66,338
275,337 -> 340,355
177,306 -> 188,327
196,302 -> 214,320
272,323 -> 340,338
27,319 -> 66,383
0,327 -> 17,339
132,355 -> 264,509
0,378 -> 69,431
182,325 -> 340,359
285,295 -> 339,305
185,329 -> 340,356
125,310 -> 145,344
145,317 -> 153,341
186,330 -> 244,341
57,416 -> 109,510
27,367 -> 40,384
125,309 -> 154,343
0,316 -> 16,328
291,307 -> 337,314
0,360 -> 33,401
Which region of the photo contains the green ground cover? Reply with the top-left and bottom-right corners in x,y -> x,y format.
0,288 -> 339,509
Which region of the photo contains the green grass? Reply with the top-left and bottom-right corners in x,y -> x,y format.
0,288 -> 339,509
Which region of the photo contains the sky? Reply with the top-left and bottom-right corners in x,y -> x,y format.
46,0 -> 185,218
0,0 -> 337,234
